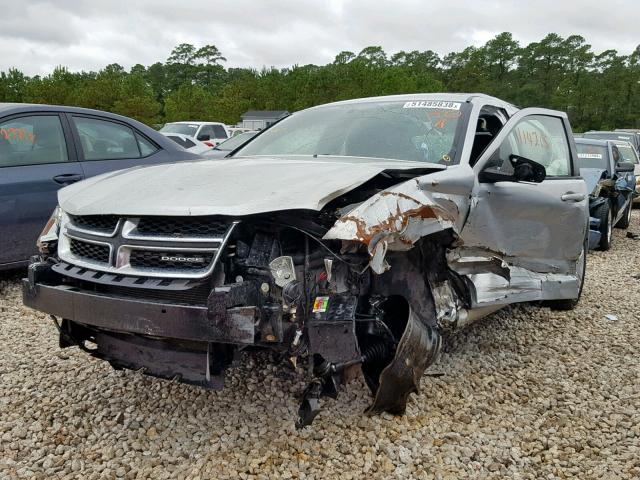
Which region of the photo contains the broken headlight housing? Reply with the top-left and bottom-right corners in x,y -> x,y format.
37,206 -> 62,255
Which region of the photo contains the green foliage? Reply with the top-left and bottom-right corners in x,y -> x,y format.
0,36 -> 638,131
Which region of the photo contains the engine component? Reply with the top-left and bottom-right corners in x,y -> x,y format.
269,255 -> 297,287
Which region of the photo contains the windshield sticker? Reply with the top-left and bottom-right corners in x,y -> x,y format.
427,109 -> 461,129
578,153 -> 603,159
403,100 -> 461,110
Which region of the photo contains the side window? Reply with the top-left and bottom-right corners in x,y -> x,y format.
135,133 -> 159,156
611,145 -> 621,165
211,125 -> 228,139
0,115 -> 69,167
469,107 -> 509,166
73,117 -> 141,161
485,115 -> 571,177
198,125 -> 214,140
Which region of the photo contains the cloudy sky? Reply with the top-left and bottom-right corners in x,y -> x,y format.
2,0 -> 638,75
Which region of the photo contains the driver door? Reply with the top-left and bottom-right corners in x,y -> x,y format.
460,108 -> 588,304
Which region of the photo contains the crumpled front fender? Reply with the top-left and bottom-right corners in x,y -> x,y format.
323,169 -> 473,274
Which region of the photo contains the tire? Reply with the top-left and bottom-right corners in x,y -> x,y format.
615,200 -> 632,229
595,201 -> 612,251
544,234 -> 587,311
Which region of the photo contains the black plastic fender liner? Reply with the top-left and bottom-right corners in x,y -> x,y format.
365,307 -> 441,414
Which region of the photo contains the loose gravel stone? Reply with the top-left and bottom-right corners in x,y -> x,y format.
1,212 -> 640,479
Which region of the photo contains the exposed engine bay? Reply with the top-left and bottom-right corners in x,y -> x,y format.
27,169 -> 457,428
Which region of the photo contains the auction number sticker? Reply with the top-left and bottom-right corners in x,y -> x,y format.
578,153 -> 603,159
312,296 -> 330,313
403,100 -> 461,110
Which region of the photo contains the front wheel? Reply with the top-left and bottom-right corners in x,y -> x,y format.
543,234 -> 587,311
615,200 -> 632,229
596,202 -> 613,251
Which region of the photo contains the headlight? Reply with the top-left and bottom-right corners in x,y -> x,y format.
37,206 -> 62,254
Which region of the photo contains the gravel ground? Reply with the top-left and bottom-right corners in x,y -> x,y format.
1,212 -> 639,480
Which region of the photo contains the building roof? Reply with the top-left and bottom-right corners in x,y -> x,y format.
241,110 -> 289,119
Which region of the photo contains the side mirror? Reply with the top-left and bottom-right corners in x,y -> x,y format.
198,134 -> 210,141
478,155 -> 546,183
510,155 -> 546,183
616,161 -> 635,173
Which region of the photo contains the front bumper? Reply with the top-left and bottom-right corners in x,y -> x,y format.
22,280 -> 255,345
22,262 -> 260,388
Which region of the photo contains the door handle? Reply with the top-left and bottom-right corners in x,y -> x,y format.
561,192 -> 585,202
53,174 -> 83,185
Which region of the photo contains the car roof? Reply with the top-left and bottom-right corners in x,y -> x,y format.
0,102 -> 145,123
575,138 -> 609,147
584,130 -> 635,138
165,121 -> 226,126
306,93 -> 518,112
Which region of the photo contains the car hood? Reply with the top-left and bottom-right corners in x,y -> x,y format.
59,156 -> 444,216
579,167 -> 607,195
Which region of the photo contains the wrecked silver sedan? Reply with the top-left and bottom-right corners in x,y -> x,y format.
23,94 -> 588,426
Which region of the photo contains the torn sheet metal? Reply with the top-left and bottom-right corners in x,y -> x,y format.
366,307 -> 441,415
324,179 -> 458,274
448,247 -> 581,306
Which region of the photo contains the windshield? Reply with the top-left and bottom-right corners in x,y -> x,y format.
236,100 -> 469,164
160,123 -> 198,137
216,131 -> 258,151
614,142 -> 639,164
576,144 -> 608,169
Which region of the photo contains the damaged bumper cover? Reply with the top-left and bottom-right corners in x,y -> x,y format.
22,266 -> 258,390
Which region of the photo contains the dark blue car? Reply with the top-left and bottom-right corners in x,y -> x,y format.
575,138 -> 636,250
0,103 -> 199,270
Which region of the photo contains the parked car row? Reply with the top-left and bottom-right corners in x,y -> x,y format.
5,94 -> 637,427
574,130 -> 640,250
159,121 -> 230,147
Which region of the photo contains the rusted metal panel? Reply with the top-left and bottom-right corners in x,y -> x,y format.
324,179 -> 459,273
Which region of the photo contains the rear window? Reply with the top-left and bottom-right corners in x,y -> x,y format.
160,123 -> 198,137
614,142 -> 639,164
576,144 -> 608,169
73,117 -> 144,161
167,135 -> 196,149
211,125 -> 228,139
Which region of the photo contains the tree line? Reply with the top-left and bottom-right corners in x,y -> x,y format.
0,33 -> 638,132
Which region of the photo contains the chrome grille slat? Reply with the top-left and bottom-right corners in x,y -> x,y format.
68,215 -> 120,237
58,213 -> 238,280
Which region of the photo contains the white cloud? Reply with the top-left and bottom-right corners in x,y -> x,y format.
0,0 -> 637,75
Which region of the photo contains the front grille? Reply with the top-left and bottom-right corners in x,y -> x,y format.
136,216 -> 228,238
70,278 -> 212,305
129,250 -> 214,271
69,215 -> 119,234
100,284 -> 212,304
59,213 -> 237,280
69,239 -> 110,263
